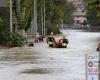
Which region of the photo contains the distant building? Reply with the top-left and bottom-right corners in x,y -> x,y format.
0,0 -> 21,32
68,0 -> 86,25
0,0 -> 10,22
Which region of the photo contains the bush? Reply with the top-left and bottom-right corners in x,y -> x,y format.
0,18 -> 11,45
0,18 -> 27,47
46,21 -> 60,35
10,33 -> 27,47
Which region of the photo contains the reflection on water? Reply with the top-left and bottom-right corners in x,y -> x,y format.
21,68 -> 69,74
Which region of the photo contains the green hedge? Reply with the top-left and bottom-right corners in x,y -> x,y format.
0,18 -> 27,47
0,19 -> 10,45
10,33 -> 27,47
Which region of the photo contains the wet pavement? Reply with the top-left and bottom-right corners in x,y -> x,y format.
0,30 -> 100,80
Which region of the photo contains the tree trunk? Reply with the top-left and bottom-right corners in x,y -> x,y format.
20,29 -> 25,36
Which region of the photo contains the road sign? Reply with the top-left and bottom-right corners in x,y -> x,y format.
88,75 -> 98,80
86,54 -> 99,80
88,61 -> 93,67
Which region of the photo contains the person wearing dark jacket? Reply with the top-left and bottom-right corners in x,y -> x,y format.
97,42 -> 100,51
59,36 -> 68,48
47,32 -> 56,47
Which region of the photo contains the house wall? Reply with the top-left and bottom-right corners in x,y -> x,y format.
68,0 -> 86,25
0,0 -> 10,22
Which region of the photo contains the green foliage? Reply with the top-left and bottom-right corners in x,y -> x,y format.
85,0 -> 100,26
37,0 -> 74,34
25,16 -> 32,30
0,18 -> 10,45
10,33 -> 27,47
46,20 -> 60,34
18,15 -> 27,29
0,18 -> 27,47
63,2 -> 74,25
18,0 -> 33,30
87,9 -> 100,26
18,0 -> 74,34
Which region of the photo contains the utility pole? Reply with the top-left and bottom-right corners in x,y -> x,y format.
34,0 -> 36,38
61,19 -> 64,33
99,43 -> 100,80
41,4 -> 44,37
98,51 -> 100,80
43,0 -> 46,37
36,0 -> 37,39
34,0 -> 37,40
10,0 -> 13,33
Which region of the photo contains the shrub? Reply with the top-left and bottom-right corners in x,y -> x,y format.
46,21 -> 60,35
0,18 -> 11,45
0,18 -> 27,47
10,33 -> 27,47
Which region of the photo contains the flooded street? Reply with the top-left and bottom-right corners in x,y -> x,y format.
0,30 -> 100,80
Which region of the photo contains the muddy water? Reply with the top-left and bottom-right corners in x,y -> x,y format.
0,30 -> 99,80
